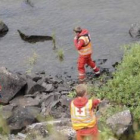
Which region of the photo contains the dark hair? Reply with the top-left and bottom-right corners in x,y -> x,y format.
73,27 -> 82,33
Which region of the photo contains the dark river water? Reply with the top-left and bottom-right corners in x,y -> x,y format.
0,0 -> 140,78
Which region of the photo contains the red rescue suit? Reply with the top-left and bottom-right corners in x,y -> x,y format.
74,29 -> 100,82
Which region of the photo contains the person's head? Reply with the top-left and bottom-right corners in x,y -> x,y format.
75,84 -> 87,97
73,26 -> 82,34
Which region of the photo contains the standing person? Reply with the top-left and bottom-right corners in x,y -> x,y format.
70,84 -> 101,140
73,27 -> 100,83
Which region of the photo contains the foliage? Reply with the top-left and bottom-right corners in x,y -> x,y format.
56,48 -> 64,62
0,106 -> 10,135
90,43 -> 140,120
68,90 -> 76,98
26,50 -> 38,74
52,32 -> 56,50
99,126 -> 115,140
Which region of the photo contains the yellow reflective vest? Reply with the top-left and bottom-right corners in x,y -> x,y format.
78,35 -> 92,56
70,99 -> 96,130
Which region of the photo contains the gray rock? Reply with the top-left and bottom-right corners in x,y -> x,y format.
25,77 -> 46,94
106,110 -> 132,137
9,96 -> 40,107
26,122 -> 48,137
0,20 -> 8,37
129,23 -> 140,38
41,83 -> 54,92
0,67 -> 26,104
7,106 -> 40,133
2,105 -> 14,119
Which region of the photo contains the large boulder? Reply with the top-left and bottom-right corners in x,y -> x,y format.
106,110 -> 133,138
9,96 -> 40,107
0,67 -> 26,104
7,106 -> 40,133
0,20 -> 8,37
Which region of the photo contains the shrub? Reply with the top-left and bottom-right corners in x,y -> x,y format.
92,43 -> 140,120
26,50 -> 38,74
56,48 -> 64,62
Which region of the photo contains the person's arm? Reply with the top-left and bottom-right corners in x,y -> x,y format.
92,99 -> 101,109
74,37 -> 85,50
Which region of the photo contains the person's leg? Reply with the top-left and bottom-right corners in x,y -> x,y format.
77,56 -> 86,83
86,56 -> 100,75
90,125 -> 99,140
76,132 -> 84,140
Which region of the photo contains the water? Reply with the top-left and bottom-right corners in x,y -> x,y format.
0,0 -> 140,78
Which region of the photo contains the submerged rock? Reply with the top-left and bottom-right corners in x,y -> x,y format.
129,23 -> 140,38
0,20 -> 8,37
17,30 -> 53,43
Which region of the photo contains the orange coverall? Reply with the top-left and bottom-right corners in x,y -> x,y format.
74,29 -> 100,82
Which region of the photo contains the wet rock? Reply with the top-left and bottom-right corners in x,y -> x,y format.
8,133 -> 26,140
25,77 -> 46,94
0,20 -> 8,37
41,93 -> 59,117
61,97 -> 72,107
32,76 -> 42,82
57,84 -> 70,92
25,0 -> 34,7
2,105 -> 15,119
49,97 -> 71,119
17,30 -> 53,43
95,59 -> 107,65
106,110 -> 132,137
7,106 -> 40,133
129,23 -> 140,38
9,96 -> 40,107
0,67 -> 26,104
56,126 -> 76,140
41,83 -> 54,92
26,122 -> 49,138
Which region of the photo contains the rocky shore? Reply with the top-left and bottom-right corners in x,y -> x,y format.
0,66 -> 134,140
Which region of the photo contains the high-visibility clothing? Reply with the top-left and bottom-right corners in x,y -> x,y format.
78,35 -> 92,56
78,55 -> 100,82
71,99 -> 96,130
74,29 -> 100,82
76,125 -> 99,140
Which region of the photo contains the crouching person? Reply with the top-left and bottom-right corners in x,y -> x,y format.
70,84 -> 101,140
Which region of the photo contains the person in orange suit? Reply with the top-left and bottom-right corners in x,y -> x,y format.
73,27 -> 100,83
70,84 -> 101,140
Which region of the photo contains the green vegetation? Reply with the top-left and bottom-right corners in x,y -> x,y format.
89,43 -> 140,120
0,107 -> 10,137
68,90 -> 76,98
52,32 -> 56,50
56,48 -> 64,62
26,50 -> 38,74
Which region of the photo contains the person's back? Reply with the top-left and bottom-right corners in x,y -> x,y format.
70,84 -> 100,140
